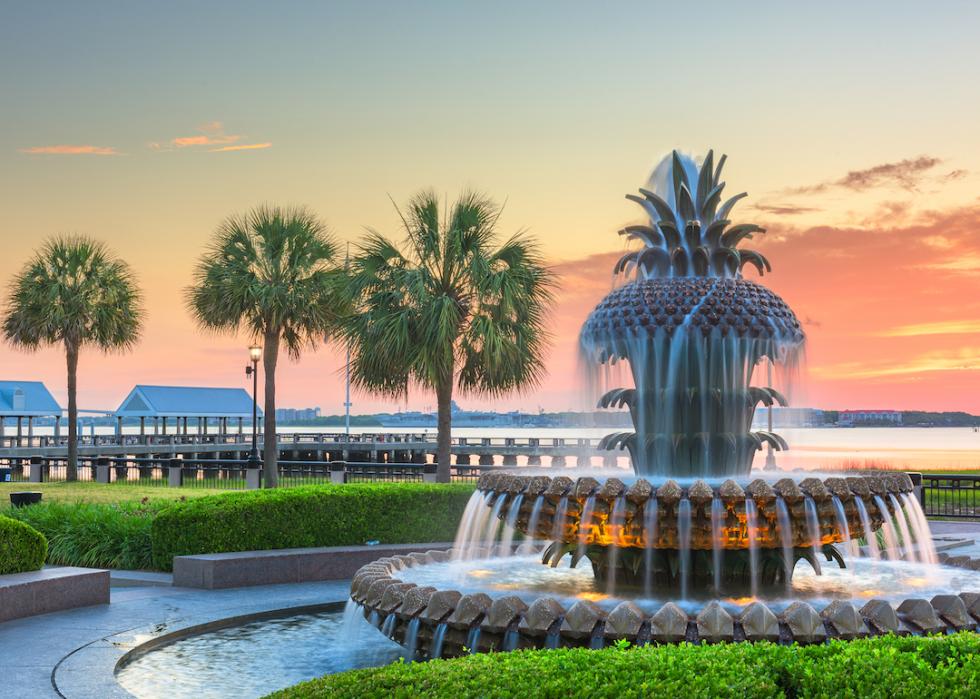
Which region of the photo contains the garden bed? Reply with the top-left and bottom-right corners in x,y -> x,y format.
265,632 -> 980,699
3,484 -> 473,571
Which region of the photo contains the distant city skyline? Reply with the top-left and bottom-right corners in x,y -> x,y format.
2,2 -> 979,413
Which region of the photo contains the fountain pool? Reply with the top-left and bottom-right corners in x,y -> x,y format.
115,603 -> 404,699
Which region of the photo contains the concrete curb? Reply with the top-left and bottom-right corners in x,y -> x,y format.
173,542 -> 453,589
0,567 -> 109,623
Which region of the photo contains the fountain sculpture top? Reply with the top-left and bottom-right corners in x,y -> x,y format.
581,151 -> 805,479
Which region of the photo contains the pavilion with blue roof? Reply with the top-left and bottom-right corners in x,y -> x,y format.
0,380 -> 63,445
114,385 -> 260,436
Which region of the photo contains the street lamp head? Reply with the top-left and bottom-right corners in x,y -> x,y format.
249,345 -> 262,362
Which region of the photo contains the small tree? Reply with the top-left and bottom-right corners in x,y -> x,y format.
187,205 -> 346,487
3,236 -> 143,480
341,190 -> 556,482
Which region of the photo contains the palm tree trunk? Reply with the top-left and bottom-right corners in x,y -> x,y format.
262,331 -> 280,488
65,342 -> 79,482
435,372 -> 454,483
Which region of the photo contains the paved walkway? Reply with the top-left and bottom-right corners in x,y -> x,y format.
928,519 -> 980,558
0,578 -> 351,698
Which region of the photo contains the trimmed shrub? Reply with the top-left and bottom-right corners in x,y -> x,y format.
0,516 -> 48,574
151,483 -> 474,570
7,500 -> 163,570
265,633 -> 980,699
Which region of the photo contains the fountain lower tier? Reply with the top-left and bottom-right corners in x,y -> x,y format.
475,471 -> 914,553
348,551 -> 980,660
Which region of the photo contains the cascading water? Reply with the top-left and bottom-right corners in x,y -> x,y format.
606,496 -> 628,594
403,618 -> 421,661
481,494 -> 508,555
678,498 -> 692,598
381,613 -> 397,638
576,495 -> 597,567
518,496 -> 545,555
803,497 -> 823,575
452,491 -> 490,561
854,497 -> 880,561
874,495 -> 901,561
643,498 -> 658,596
775,497 -> 795,586
902,493 -> 938,564
745,496 -> 760,597
431,623 -> 448,659
889,493 -> 916,562
832,496 -> 858,558
710,498 -> 724,591
552,496 -> 569,542
497,494 -> 523,556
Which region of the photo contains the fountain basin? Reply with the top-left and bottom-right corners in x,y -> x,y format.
348,550 -> 980,659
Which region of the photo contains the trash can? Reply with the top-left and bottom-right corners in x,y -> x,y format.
10,492 -> 42,508
0,466 -> 10,483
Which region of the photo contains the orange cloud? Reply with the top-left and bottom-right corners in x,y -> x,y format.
785,155 -> 944,194
882,320 -> 980,337
540,205 -> 980,412
209,142 -> 272,152
19,145 -> 117,155
171,121 -> 240,148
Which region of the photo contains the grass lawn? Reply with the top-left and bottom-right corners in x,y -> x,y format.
0,481 -> 228,509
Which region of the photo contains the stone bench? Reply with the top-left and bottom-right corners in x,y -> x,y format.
172,542 -> 453,589
0,567 -> 110,623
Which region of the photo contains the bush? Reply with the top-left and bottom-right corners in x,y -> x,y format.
151,483 -> 474,570
0,516 -> 48,574
7,500 -> 163,570
266,633 -> 980,699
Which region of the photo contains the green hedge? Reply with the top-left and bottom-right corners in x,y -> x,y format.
0,516 -> 48,575
151,483 -> 474,570
267,633 -> 980,699
6,500 -> 163,570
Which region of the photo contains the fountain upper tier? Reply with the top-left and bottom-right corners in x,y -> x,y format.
580,150 -> 805,478
580,277 -> 803,357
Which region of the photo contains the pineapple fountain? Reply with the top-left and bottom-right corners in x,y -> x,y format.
347,152 -> 980,658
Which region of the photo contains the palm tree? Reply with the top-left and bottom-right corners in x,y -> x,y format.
187,205 -> 346,488
341,190 -> 556,483
3,236 -> 143,481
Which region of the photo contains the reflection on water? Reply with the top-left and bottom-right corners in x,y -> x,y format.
116,610 -> 403,699
398,553 -> 980,615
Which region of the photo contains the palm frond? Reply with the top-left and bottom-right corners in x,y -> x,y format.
186,204 -> 344,359
340,191 -> 556,399
3,235 -> 143,353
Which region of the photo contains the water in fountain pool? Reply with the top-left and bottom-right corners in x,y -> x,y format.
116,606 -> 404,699
394,552 -> 980,615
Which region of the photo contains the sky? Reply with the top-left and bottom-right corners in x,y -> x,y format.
1,1 -> 979,414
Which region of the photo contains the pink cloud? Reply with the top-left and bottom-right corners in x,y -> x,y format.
19,145 -> 117,155
209,142 -> 272,152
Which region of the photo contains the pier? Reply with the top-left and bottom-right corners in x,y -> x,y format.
0,431 -> 616,468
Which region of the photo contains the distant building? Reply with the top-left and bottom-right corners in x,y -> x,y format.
275,407 -> 321,422
838,410 -> 903,427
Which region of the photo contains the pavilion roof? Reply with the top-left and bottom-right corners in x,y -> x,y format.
0,381 -> 62,417
115,385 -> 260,418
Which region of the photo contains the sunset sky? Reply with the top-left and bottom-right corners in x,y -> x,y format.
1,2 -> 978,414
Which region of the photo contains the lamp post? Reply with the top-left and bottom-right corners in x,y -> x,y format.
245,344 -> 262,469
